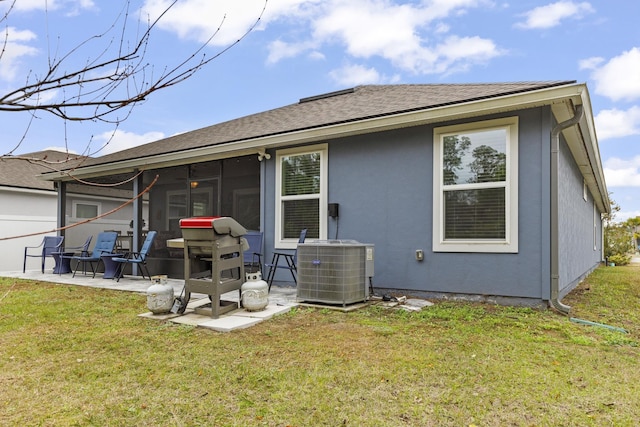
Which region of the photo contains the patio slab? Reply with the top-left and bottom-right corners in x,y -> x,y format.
198,316 -> 263,332
233,303 -> 292,320
166,312 -> 206,326
2,269 -> 299,332
138,298 -> 293,331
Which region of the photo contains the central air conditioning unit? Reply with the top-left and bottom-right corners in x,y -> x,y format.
296,240 -> 374,306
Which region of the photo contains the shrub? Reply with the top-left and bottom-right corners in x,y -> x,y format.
607,253 -> 631,266
604,223 -> 634,260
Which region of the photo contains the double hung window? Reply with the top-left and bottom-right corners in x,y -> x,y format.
433,117 -> 518,253
275,144 -> 327,248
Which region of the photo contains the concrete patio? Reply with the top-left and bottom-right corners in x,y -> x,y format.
0,268 -> 298,332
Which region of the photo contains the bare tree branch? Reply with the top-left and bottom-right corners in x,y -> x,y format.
0,0 -> 267,155
0,1 -> 267,242
0,174 -> 159,241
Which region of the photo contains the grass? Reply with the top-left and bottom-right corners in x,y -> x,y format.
1,264 -> 640,426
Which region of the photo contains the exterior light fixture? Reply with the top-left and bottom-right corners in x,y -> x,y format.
257,149 -> 271,162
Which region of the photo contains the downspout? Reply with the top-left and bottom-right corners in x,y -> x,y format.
550,104 -> 584,315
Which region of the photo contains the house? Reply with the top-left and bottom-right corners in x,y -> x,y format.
0,150 -> 148,271
41,81 -> 609,311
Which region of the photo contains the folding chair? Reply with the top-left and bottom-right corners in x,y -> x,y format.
112,231 -> 157,282
265,229 -> 307,290
243,231 -> 263,273
71,232 -> 118,278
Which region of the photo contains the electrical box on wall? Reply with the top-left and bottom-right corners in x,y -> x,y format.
328,203 -> 339,218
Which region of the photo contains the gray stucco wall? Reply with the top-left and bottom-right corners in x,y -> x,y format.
557,136 -> 604,297
263,106 -> 600,302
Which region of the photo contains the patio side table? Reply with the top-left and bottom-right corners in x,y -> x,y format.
101,253 -> 124,279
52,252 -> 74,274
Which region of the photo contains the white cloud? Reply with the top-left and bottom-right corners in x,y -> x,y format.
587,48 -> 640,102
595,106 -> 640,140
312,1 -> 432,64
0,0 -> 95,13
515,1 -> 594,30
328,64 -> 382,86
140,0 -> 277,45
0,2 -> 96,81
578,56 -> 603,70
295,0 -> 500,75
138,0 -> 502,77
0,0 -> 53,12
267,39 -> 317,64
307,51 -> 326,61
94,130 -> 165,155
0,27 -> 39,81
604,156 -> 640,187
434,23 -> 450,34
64,0 -> 97,17
42,146 -> 79,155
433,35 -> 501,74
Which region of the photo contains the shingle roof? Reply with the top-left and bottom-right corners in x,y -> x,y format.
0,150 -> 86,190
70,81 -> 576,168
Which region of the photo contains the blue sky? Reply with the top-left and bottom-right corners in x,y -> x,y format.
1,0 -> 639,221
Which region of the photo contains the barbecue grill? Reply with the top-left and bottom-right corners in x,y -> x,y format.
179,216 -> 247,318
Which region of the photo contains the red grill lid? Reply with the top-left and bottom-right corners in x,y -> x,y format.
179,216 -> 222,228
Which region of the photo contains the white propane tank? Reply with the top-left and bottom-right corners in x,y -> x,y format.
241,271 -> 269,311
147,275 -> 174,314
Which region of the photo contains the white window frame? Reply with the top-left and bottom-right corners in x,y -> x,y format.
73,200 -> 101,219
275,144 -> 328,249
433,117 -> 519,253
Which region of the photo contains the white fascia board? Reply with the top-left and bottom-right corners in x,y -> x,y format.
44,83 -> 589,182
551,86 -> 609,214
0,186 -> 56,196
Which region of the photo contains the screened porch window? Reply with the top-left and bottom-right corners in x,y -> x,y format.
73,201 -> 100,219
275,144 -> 327,248
433,117 -> 518,253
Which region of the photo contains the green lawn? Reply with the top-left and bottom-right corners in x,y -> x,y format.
1,264 -> 639,426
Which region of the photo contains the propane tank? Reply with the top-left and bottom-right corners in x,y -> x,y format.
147,275 -> 174,314
241,271 -> 269,311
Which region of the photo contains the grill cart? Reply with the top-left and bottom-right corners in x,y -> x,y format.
179,216 -> 247,318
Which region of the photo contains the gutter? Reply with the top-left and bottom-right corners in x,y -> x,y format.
550,104 -> 584,315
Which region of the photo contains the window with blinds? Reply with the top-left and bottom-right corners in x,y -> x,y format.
275,144 -> 327,248
433,117 -> 519,253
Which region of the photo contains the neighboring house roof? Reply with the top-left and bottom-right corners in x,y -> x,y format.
42,81 -> 608,212
0,150 -> 85,191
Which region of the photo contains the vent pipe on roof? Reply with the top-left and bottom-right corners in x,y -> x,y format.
299,88 -> 355,103
550,104 -> 584,315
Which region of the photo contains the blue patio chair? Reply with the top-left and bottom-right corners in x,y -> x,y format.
55,235 -> 93,274
243,231 -> 263,273
265,229 -> 307,291
71,232 -> 118,278
112,231 -> 157,282
23,235 -> 64,273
